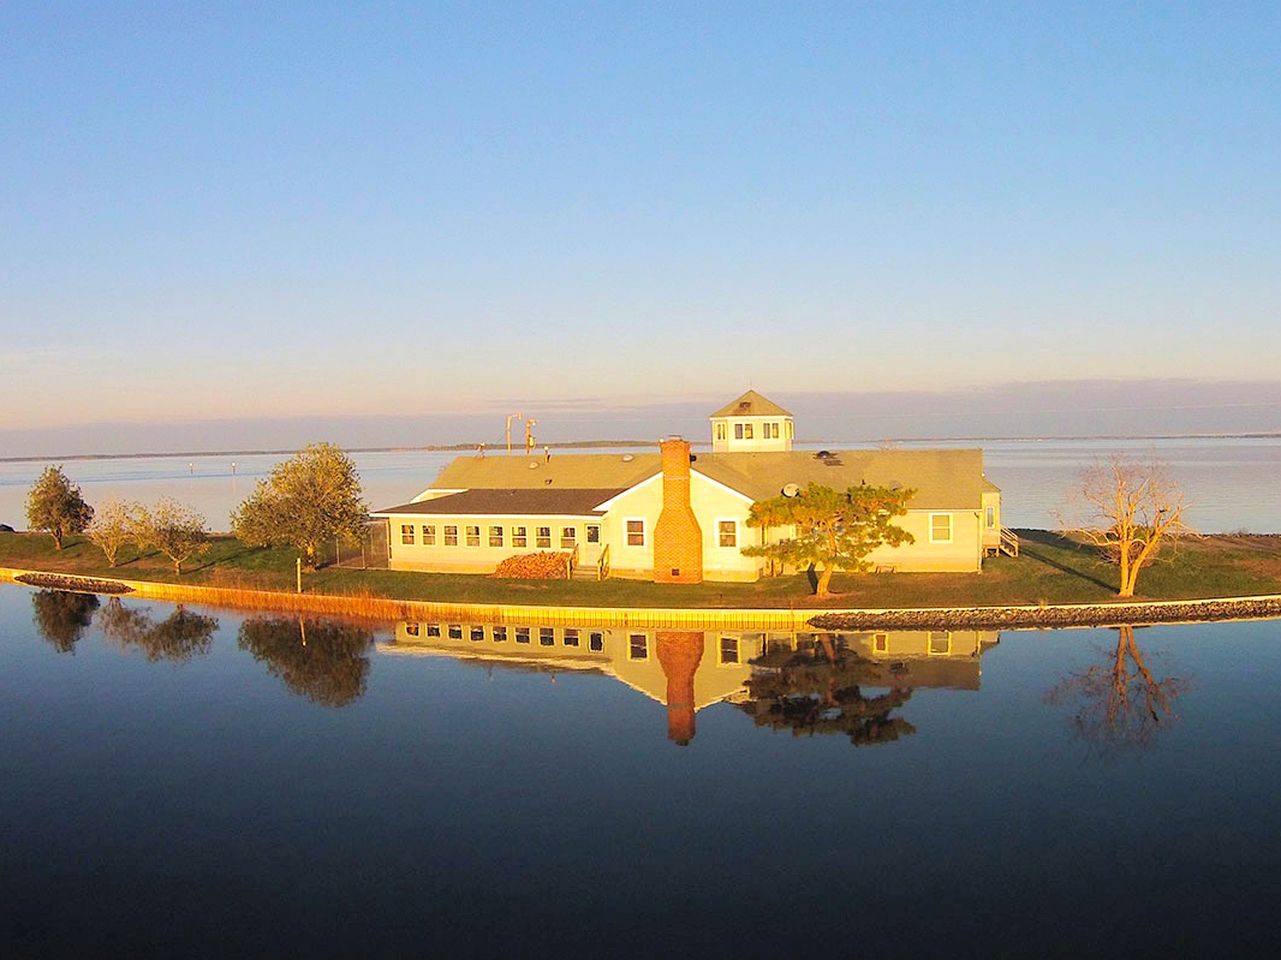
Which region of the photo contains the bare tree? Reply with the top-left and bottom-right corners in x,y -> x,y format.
1060,456 -> 1193,598
1046,625 -> 1188,755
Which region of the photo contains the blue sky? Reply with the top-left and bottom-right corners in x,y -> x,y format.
2,2 -> 1279,445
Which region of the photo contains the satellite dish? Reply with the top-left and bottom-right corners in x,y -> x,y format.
782,482 -> 801,498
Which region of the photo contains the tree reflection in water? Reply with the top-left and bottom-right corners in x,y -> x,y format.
238,616 -> 374,707
1046,624 -> 1188,755
30,590 -> 100,654
739,633 -> 915,746
97,597 -> 218,664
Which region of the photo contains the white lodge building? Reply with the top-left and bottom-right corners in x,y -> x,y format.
371,391 -> 1008,583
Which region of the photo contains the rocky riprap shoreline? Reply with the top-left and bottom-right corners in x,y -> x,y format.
14,572 -> 135,595
811,596 -> 1281,631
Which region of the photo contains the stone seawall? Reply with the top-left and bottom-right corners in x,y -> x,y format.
812,596 -> 1281,631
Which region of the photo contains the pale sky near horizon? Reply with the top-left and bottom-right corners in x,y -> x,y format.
2,2 -> 1279,441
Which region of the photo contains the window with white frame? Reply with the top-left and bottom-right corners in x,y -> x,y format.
470,625 -> 484,641
465,525 -> 481,547
929,513 -> 953,544
492,625 -> 507,642
589,632 -> 604,652
928,631 -> 952,655
560,526 -> 576,549
447,624 -> 462,639
563,629 -> 579,647
715,422 -> 726,440
874,633 -> 889,653
405,622 -> 419,637
444,525 -> 459,546
626,519 -> 645,547
400,524 -> 415,545
629,634 -> 648,660
512,526 -> 527,548
743,423 -> 754,439
718,520 -> 737,548
489,525 -> 504,547
586,524 -> 600,544
986,505 -> 996,528
515,627 -> 530,644
535,526 -> 552,549
734,423 -> 744,440
719,636 -> 739,664
426,624 -> 441,637
422,524 -> 436,545
539,627 -> 555,647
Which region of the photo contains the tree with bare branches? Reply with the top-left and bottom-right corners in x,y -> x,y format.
135,498 -> 208,576
1046,624 -> 1187,754
86,499 -> 139,567
1060,456 -> 1192,598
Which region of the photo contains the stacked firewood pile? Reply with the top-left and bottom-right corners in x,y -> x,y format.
492,552 -> 569,580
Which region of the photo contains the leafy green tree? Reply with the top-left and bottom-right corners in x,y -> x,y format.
743,483 -> 915,597
231,443 -> 367,569
86,499 -> 139,567
25,465 -> 94,550
30,590 -> 100,653
238,616 -> 374,707
136,498 -> 208,576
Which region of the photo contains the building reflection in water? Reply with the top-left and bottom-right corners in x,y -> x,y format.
384,620 -> 1000,745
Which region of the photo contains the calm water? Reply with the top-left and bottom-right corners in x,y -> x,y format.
2,437 -> 1279,533
4,583 -> 1281,957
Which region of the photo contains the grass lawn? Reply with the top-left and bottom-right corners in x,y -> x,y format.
2,529 -> 1279,609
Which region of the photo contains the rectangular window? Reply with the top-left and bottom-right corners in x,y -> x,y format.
589,632 -> 604,652
536,526 -> 552,549
719,636 -> 739,664
787,421 -> 794,439
586,524 -> 600,544
986,505 -> 996,528
629,634 -> 649,661
426,623 -> 441,638
447,624 -> 462,639
405,622 -> 420,637
928,631 -> 952,655
512,526 -> 527,548
560,526 -> 576,549
492,625 -> 507,643
465,525 -> 481,547
444,525 -> 458,546
539,627 -> 555,647
470,625 -> 485,642
563,629 -> 580,647
734,423 -> 744,440
715,422 -> 726,440
772,422 -> 781,438
874,633 -> 889,653
515,627 -> 531,644
718,520 -> 737,548
743,423 -> 753,440
929,513 -> 953,544
626,519 -> 645,547
489,525 -> 504,547
422,524 -> 436,545
400,524 -> 415,545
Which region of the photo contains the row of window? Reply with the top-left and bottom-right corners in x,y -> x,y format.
714,421 -> 793,441
872,631 -> 953,655
405,622 -> 608,652
402,522 -> 601,548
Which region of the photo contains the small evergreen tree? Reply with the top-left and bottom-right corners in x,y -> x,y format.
25,465 -> 94,550
231,443 -> 367,569
743,483 -> 915,597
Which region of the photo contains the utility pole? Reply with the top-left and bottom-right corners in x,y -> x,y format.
506,412 -> 523,454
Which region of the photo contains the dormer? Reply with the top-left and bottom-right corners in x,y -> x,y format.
709,390 -> 794,452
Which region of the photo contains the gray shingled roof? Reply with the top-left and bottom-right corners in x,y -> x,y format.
373,488 -> 620,517
709,389 -> 793,419
403,447 -> 993,511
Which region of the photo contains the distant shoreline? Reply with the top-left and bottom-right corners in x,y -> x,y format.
3,431 -> 1279,465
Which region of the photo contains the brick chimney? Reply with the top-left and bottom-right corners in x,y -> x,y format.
656,630 -> 704,745
653,437 -> 703,584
